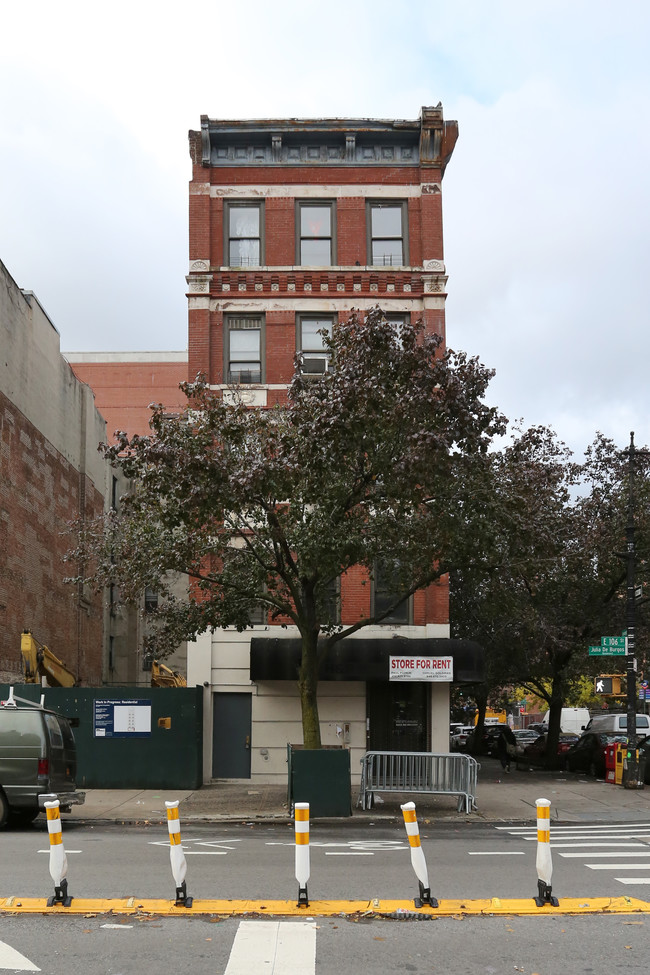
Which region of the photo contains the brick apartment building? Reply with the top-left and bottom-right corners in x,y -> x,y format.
0,259 -> 107,684
184,107 -> 484,784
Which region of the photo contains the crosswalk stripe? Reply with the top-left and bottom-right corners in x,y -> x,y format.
558,851 -> 650,858
224,921 -> 316,975
586,864 -> 650,870
616,878 -> 650,885
0,940 -> 40,972
496,823 -> 650,831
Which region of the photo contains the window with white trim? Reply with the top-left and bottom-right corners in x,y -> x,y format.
368,202 -> 408,266
225,316 -> 263,384
225,202 -> 263,267
297,314 -> 334,375
297,202 -> 335,265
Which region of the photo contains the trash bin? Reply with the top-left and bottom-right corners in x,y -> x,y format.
604,743 -> 619,783
287,744 -> 352,817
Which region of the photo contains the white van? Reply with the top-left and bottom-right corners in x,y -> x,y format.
584,712 -> 650,739
542,708 -> 590,735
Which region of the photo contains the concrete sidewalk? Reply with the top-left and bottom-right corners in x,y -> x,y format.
65,758 -> 650,826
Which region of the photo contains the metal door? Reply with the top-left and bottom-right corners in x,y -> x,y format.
366,681 -> 429,752
212,692 -> 252,778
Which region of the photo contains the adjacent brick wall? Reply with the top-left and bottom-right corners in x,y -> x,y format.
0,390 -> 104,683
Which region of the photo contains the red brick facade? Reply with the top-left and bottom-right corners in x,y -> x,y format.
187,109 -> 457,634
68,357 -> 188,442
0,390 -> 104,683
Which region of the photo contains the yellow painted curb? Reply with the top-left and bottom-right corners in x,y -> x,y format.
2,896 -> 650,917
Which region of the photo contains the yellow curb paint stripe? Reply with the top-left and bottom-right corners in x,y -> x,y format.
3,896 -> 650,917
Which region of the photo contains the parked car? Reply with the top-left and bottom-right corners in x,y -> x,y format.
512,728 -> 539,747
521,732 -> 579,766
450,725 -> 475,751
0,690 -> 85,828
564,732 -> 627,777
584,712 -> 650,739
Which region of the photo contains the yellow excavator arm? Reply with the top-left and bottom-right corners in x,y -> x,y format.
150,660 -> 187,687
20,631 -> 77,688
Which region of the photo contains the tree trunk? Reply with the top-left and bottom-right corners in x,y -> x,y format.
298,632 -> 322,749
544,676 -> 564,769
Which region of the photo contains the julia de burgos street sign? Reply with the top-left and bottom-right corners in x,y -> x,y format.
588,634 -> 627,657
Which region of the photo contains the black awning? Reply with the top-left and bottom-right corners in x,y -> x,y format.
249,636 -> 484,684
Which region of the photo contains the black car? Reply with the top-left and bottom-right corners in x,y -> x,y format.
564,732 -> 627,777
522,732 -> 579,767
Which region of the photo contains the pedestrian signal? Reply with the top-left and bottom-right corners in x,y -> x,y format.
594,675 -> 623,695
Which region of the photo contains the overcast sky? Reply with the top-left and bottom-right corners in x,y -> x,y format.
1,0 -> 649,457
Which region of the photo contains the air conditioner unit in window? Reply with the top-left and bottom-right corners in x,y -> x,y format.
301,355 -> 328,375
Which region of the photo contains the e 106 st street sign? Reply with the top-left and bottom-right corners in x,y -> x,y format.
589,635 -> 626,656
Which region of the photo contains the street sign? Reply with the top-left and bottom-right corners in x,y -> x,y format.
601,636 -> 626,649
589,645 -> 625,656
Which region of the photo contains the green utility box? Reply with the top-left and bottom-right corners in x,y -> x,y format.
287,744 -> 352,817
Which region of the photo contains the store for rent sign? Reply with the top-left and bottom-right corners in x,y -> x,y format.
389,655 -> 453,682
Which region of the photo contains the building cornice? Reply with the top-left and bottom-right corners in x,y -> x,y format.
193,106 -> 458,175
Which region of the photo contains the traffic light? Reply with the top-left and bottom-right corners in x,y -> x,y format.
594,675 -> 624,695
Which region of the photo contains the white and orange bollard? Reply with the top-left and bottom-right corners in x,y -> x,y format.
166,800 -> 193,907
534,798 -> 559,906
401,801 -> 437,908
44,800 -> 72,906
294,802 -> 310,907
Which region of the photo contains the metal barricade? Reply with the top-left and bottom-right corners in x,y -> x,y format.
358,751 -> 479,813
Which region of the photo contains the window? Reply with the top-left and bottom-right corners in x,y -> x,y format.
373,561 -> 411,625
383,312 -> 409,347
297,202 -> 335,265
297,314 -> 334,375
225,316 -> 263,384
368,202 -> 407,266
225,202 -> 263,266
320,575 -> 340,626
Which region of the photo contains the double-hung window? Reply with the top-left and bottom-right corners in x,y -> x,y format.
226,202 -> 263,267
298,314 -> 334,375
384,312 -> 409,347
373,560 -> 412,625
226,316 -> 263,384
368,202 -> 408,266
297,201 -> 335,265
